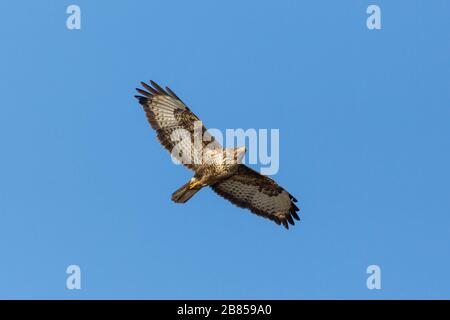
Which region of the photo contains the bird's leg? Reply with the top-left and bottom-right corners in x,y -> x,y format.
188,178 -> 202,190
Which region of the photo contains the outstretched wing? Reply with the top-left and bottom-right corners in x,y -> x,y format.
135,81 -> 220,170
211,165 -> 300,229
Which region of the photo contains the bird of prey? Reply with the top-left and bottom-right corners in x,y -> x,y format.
134,81 -> 300,229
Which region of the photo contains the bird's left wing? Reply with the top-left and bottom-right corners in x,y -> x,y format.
135,81 -> 221,171
211,165 -> 300,229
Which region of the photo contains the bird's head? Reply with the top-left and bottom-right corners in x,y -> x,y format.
235,146 -> 246,164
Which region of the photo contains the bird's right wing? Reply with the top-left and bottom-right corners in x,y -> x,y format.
135,81 -> 221,170
211,165 -> 300,229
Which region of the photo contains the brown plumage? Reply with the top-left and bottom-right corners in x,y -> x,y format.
134,81 -> 300,229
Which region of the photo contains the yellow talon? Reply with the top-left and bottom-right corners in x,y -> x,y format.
189,181 -> 200,189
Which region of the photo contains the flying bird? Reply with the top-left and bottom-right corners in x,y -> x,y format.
134,81 -> 300,229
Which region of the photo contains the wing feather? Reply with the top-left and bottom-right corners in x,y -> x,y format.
135,81 -> 221,170
211,165 -> 300,229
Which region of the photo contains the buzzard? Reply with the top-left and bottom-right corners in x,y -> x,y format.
134,81 -> 300,229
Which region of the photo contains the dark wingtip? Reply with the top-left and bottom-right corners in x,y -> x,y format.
150,80 -> 166,94
165,86 -> 183,102
286,214 -> 295,226
289,194 -> 298,202
140,81 -> 158,94
291,209 -> 300,221
136,87 -> 152,98
134,95 -> 148,105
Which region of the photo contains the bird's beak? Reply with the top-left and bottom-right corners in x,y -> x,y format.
237,146 -> 246,154
236,146 -> 246,163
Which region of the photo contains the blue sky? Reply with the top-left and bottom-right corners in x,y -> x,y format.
0,1 -> 449,299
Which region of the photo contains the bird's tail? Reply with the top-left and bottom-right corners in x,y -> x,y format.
171,181 -> 201,203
